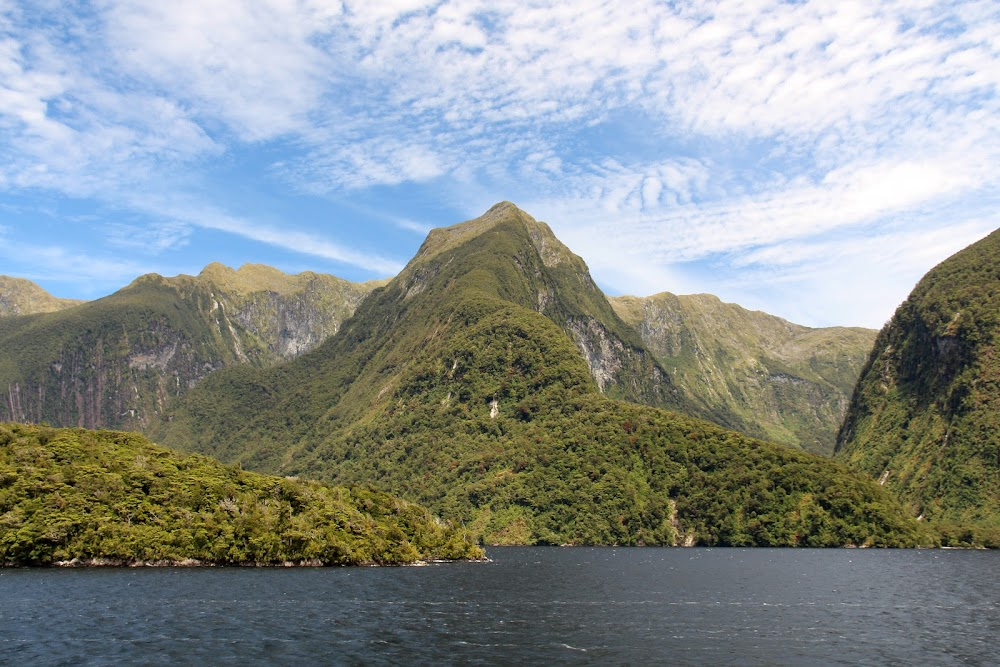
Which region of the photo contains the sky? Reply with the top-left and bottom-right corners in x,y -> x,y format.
1,0 -> 998,329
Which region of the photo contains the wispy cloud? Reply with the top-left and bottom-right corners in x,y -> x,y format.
188,210 -> 404,276
131,197 -> 404,276
104,221 -> 192,253
0,238 -> 157,290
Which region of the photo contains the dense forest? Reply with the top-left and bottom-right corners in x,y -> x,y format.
0,423 -> 483,566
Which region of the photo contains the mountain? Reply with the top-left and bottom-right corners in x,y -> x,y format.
0,422 -> 482,565
611,293 -> 876,455
0,276 -> 83,316
153,203 -> 919,547
836,228 -> 1000,545
390,202 -> 695,411
0,264 -> 380,431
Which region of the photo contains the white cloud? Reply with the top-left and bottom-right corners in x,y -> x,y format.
722,219 -> 999,329
522,143 -> 987,267
0,8 -> 218,196
293,138 -> 448,191
102,0 -> 337,141
389,217 -> 435,235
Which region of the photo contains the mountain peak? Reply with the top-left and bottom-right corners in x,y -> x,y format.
197,262 -> 296,294
412,202 -> 571,269
0,275 -> 83,316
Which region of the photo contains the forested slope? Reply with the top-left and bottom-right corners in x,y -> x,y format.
837,228 -> 1000,546
0,423 -> 482,566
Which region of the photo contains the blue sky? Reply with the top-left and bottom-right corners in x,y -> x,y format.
1,0 -> 998,328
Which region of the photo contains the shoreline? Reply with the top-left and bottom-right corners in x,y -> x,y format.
0,556 -> 491,569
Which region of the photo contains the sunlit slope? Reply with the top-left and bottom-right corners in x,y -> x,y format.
0,276 -> 82,316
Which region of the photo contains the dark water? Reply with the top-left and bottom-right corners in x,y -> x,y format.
1,548 -> 997,666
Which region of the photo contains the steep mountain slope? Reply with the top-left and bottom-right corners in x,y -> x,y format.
0,276 -> 83,316
611,293 -> 876,455
154,203 -> 919,547
836,228 -> 1000,542
0,422 -> 482,565
412,203 -> 690,409
0,265 -> 379,430
187,262 -> 384,358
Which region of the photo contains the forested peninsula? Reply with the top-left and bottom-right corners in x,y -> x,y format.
0,423 -> 483,566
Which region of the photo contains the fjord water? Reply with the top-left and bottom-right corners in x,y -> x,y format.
1,548 -> 996,665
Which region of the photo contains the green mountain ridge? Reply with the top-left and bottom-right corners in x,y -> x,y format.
0,422 -> 482,566
0,265 -> 379,431
836,227 -> 1000,543
152,203 -> 920,547
611,292 -> 877,455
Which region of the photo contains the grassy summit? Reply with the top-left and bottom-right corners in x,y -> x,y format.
154,204 -> 919,547
836,228 -> 1000,546
0,276 -> 82,317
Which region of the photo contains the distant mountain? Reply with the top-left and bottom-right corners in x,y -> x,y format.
611,293 -> 876,455
152,203 -> 918,547
0,264 -> 380,430
836,228 -> 1000,545
0,276 -> 83,316
0,422 -> 482,566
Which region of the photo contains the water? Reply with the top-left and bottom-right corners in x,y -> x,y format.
1,547 -> 996,665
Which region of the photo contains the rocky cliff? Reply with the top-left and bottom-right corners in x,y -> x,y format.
0,265 -> 379,430
611,292 -> 876,455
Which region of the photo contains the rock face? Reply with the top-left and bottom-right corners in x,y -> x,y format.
0,276 -> 82,316
611,293 -> 876,455
191,263 -> 381,360
835,228 -> 1000,528
0,265 -> 379,430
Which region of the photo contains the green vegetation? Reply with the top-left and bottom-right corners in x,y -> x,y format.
0,211 -> 873,457
836,228 -> 1000,546
0,422 -> 483,566
0,265 -> 377,431
294,301 -> 919,547
611,292 -> 877,455
154,204 -> 921,547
